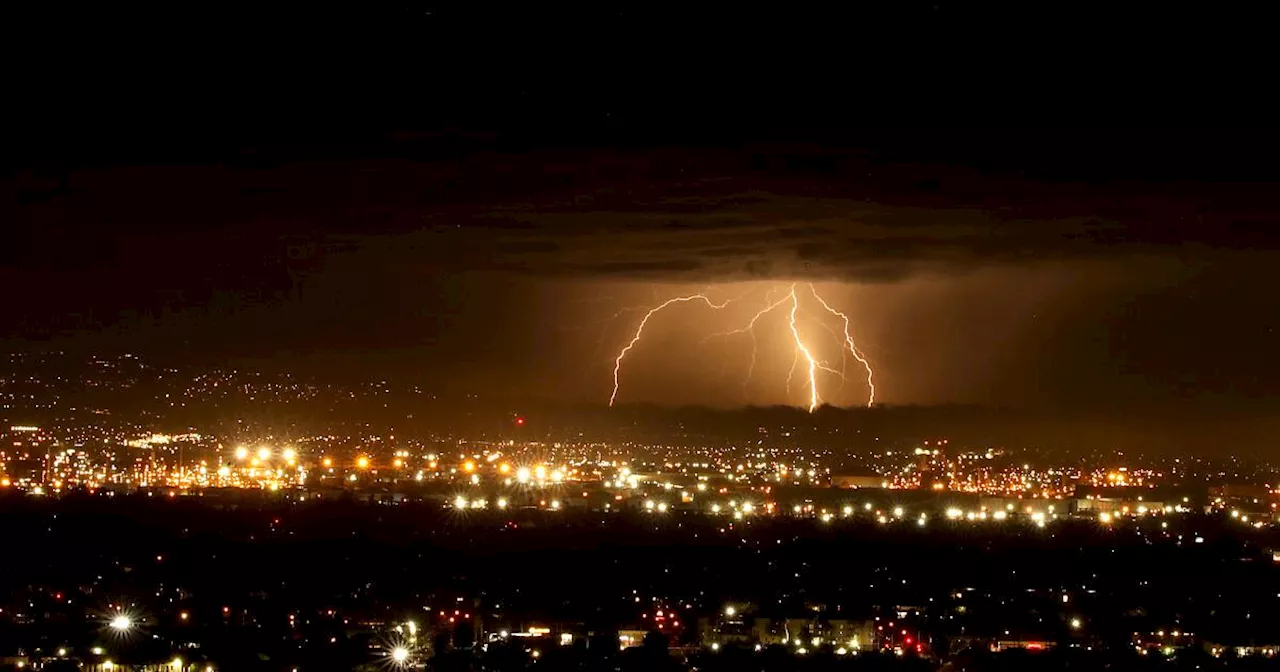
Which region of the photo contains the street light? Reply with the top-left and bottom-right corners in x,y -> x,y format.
110,614 -> 133,631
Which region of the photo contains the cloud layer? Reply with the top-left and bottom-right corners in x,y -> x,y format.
6,144 -> 1280,342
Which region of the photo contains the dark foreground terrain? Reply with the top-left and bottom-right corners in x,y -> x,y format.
2,493 -> 1280,670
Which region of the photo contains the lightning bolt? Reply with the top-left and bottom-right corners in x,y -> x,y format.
785,349 -> 800,393
701,289 -> 793,392
785,283 -> 824,413
811,318 -> 851,392
609,294 -> 734,407
809,283 -> 876,407
607,283 -> 877,412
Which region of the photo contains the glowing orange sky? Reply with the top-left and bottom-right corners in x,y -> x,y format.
545,262 -> 1178,410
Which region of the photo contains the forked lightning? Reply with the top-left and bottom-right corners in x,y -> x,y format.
609,283 -> 876,411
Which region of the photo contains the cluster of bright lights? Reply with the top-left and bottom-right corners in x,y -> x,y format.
706,500 -> 755,518
231,446 -> 297,465
643,499 -> 670,513
607,466 -> 642,489
452,495 -> 513,510
510,464 -> 566,486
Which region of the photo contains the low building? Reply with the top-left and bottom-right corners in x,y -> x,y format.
993,639 -> 1055,652
1073,497 -> 1165,515
831,474 -> 888,489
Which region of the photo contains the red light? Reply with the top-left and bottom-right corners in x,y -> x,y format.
1027,643 -> 1044,650
905,637 -> 913,645
515,417 -> 525,426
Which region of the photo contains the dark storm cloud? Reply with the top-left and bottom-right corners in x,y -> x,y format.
492,240 -> 562,254
568,259 -> 705,274
386,153 -> 1280,282
451,205 -> 1173,282
6,144 -> 1280,342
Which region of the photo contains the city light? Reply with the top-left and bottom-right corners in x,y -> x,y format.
0,219 -> 1275,672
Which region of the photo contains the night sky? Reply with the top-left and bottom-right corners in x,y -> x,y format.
5,2 -> 1280,436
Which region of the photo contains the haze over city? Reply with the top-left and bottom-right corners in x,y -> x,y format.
10,134 -> 1280,453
